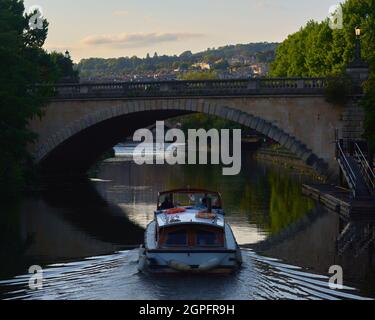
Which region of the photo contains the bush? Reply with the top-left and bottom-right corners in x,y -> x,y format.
324,75 -> 353,106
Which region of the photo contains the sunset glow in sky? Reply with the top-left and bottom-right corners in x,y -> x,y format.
23,0 -> 343,62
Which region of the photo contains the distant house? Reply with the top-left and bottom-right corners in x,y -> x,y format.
228,56 -> 243,66
244,56 -> 257,65
229,65 -> 254,78
191,62 -> 211,70
251,63 -> 269,77
174,65 -> 189,73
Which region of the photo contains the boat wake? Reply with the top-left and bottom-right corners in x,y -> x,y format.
0,249 -> 371,300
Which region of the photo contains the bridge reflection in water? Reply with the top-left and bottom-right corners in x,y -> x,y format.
0,152 -> 374,299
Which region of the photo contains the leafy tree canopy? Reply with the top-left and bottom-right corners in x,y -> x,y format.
270,0 -> 375,77
0,0 -> 75,199
270,0 -> 375,149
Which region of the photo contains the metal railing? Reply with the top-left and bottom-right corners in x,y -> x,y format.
354,142 -> 375,194
336,141 -> 357,198
48,77 -> 328,100
337,222 -> 375,256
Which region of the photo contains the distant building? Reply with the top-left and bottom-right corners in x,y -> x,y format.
228,56 -> 243,66
229,65 -> 254,78
228,55 -> 257,66
251,63 -> 269,77
191,62 -> 211,70
174,65 -> 189,73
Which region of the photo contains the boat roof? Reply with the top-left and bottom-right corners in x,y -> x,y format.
156,207 -> 225,229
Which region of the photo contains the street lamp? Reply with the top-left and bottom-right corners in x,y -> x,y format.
64,50 -> 70,59
346,25 -> 369,89
354,26 -> 361,61
355,26 -> 361,37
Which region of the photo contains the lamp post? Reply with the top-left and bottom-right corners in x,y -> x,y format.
64,50 -> 70,59
346,25 -> 368,84
355,26 -> 361,61
343,25 -> 369,146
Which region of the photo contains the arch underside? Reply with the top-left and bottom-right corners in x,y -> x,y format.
35,101 -> 330,177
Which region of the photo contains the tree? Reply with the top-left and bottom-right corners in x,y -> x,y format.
270,0 -> 375,149
49,51 -> 79,83
179,50 -> 193,59
0,0 -> 61,199
270,1 -> 375,77
179,70 -> 218,81
213,59 -> 229,71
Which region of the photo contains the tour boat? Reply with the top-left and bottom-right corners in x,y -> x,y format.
138,188 -> 242,274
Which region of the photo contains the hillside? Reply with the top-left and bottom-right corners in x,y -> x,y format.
76,42 -> 278,81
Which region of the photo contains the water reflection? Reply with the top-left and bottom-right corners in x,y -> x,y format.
0,203 -> 32,279
0,150 -> 374,299
0,179 -> 145,284
253,209 -> 375,297
96,154 -> 315,244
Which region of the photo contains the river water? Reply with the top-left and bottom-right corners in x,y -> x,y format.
0,148 -> 374,300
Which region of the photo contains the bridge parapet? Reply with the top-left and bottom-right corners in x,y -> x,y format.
51,78 -> 328,100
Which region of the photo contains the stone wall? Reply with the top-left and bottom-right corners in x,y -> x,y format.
342,98 -> 365,141
29,95 -> 350,177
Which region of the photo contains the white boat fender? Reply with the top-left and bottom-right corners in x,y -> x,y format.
168,260 -> 192,272
197,258 -> 221,271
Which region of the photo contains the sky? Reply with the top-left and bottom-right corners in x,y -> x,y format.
23,0 -> 343,62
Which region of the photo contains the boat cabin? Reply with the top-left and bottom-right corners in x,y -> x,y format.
158,225 -> 225,249
154,189 -> 226,249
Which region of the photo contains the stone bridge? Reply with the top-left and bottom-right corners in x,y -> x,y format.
29,78 -> 363,178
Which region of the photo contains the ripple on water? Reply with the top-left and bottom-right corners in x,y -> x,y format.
0,250 -> 372,300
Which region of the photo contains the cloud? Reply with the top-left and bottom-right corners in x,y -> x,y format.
81,32 -> 205,48
113,10 -> 129,17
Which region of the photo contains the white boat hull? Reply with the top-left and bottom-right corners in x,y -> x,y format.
142,250 -> 241,274
138,222 -> 242,274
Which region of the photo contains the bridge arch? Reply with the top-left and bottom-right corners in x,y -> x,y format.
33,98 -> 330,177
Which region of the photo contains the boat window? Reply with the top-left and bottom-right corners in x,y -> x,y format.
165,230 -> 187,247
159,194 -> 174,210
196,230 -> 222,247
158,191 -> 222,209
200,195 -> 221,209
